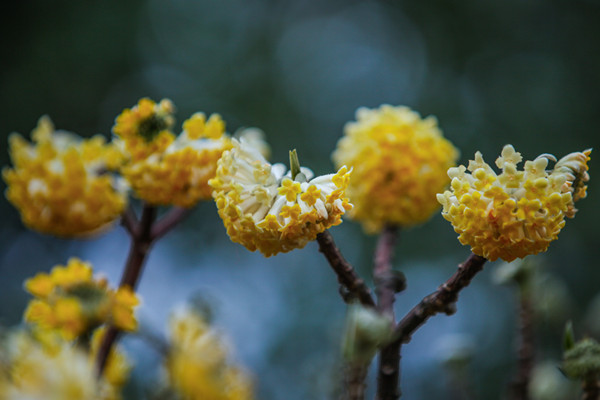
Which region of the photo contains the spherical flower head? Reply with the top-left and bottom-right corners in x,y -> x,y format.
332,105 -> 459,232
437,145 -> 591,262
23,258 -> 140,340
2,116 -> 128,237
121,111 -> 233,207
209,138 -> 353,257
112,97 -> 176,162
165,307 -> 253,400
0,330 -> 126,400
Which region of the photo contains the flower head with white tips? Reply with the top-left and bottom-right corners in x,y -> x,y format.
209,139 -> 352,257
437,145 -> 591,262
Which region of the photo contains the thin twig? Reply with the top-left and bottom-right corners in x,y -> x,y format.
393,253 -> 487,345
509,290 -> 535,400
342,363 -> 369,400
151,207 -> 191,241
316,231 -> 375,308
582,377 -> 600,400
96,204 -> 158,376
120,204 -> 138,237
374,225 -> 402,400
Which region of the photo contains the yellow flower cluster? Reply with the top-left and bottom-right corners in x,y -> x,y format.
3,116 -> 128,237
112,97 -> 176,162
113,98 -> 233,207
332,105 -> 459,232
165,307 -> 253,400
0,330 -> 128,400
437,145 -> 591,262
210,138 -> 353,257
24,258 -> 140,340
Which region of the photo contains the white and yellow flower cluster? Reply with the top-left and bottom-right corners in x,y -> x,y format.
2,116 -> 127,237
114,99 -> 233,207
165,307 -> 253,400
333,105 -> 459,232
0,330 -> 128,400
437,145 -> 591,262
209,138 -> 353,257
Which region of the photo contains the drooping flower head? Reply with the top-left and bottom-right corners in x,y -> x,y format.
0,329 -> 128,400
209,138 -> 353,257
24,258 -> 140,340
165,307 -> 253,400
2,116 -> 128,237
113,98 -> 233,207
437,145 -> 591,262
332,105 -> 459,232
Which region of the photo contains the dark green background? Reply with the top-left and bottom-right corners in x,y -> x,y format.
1,1 -> 599,398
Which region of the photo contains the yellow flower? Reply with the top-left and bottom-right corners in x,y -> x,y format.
437,145 -> 591,262
2,116 -> 128,237
0,330 -> 126,400
209,138 -> 353,257
23,258 -> 140,340
332,105 -> 459,232
165,307 -> 253,400
112,97 -> 176,162
120,111 -> 233,207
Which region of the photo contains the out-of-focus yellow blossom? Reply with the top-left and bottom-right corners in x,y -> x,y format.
165,307 -> 253,400
24,258 -> 140,340
112,97 -> 176,162
437,145 -> 591,262
120,111 -> 233,207
209,138 -> 353,257
332,105 -> 459,232
2,116 -> 128,237
0,330 -> 125,400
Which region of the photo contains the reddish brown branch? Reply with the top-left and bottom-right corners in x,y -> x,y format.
582,377 -> 600,400
509,291 -> 535,400
96,204 -> 158,376
374,225 -> 402,400
151,206 -> 191,241
393,253 -> 487,345
316,231 -> 376,308
342,363 -> 369,400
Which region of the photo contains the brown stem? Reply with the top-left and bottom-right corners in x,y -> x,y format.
393,253 -> 487,345
151,206 -> 191,241
582,377 -> 600,400
374,225 -> 402,400
342,363 -> 369,400
316,231 -> 375,308
509,290 -> 535,400
120,204 -> 138,237
96,204 -> 157,376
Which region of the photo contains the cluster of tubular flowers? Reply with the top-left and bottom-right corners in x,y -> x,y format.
0,330 -> 128,400
2,116 -> 128,237
437,145 -> 591,262
23,258 -> 140,340
113,98 -> 233,207
332,105 -> 459,232
165,307 -> 253,400
209,138 -> 353,257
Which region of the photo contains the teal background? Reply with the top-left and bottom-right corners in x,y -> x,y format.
1,1 -> 599,398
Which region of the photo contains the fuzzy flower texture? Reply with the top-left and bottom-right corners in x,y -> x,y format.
113,98 -> 232,207
164,307 -> 253,400
210,138 -> 352,257
24,258 -> 140,340
437,145 -> 591,262
0,330 -> 130,400
2,116 -> 127,237
333,105 -> 459,232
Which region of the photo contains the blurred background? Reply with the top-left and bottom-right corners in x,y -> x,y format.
1,0 -> 599,398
